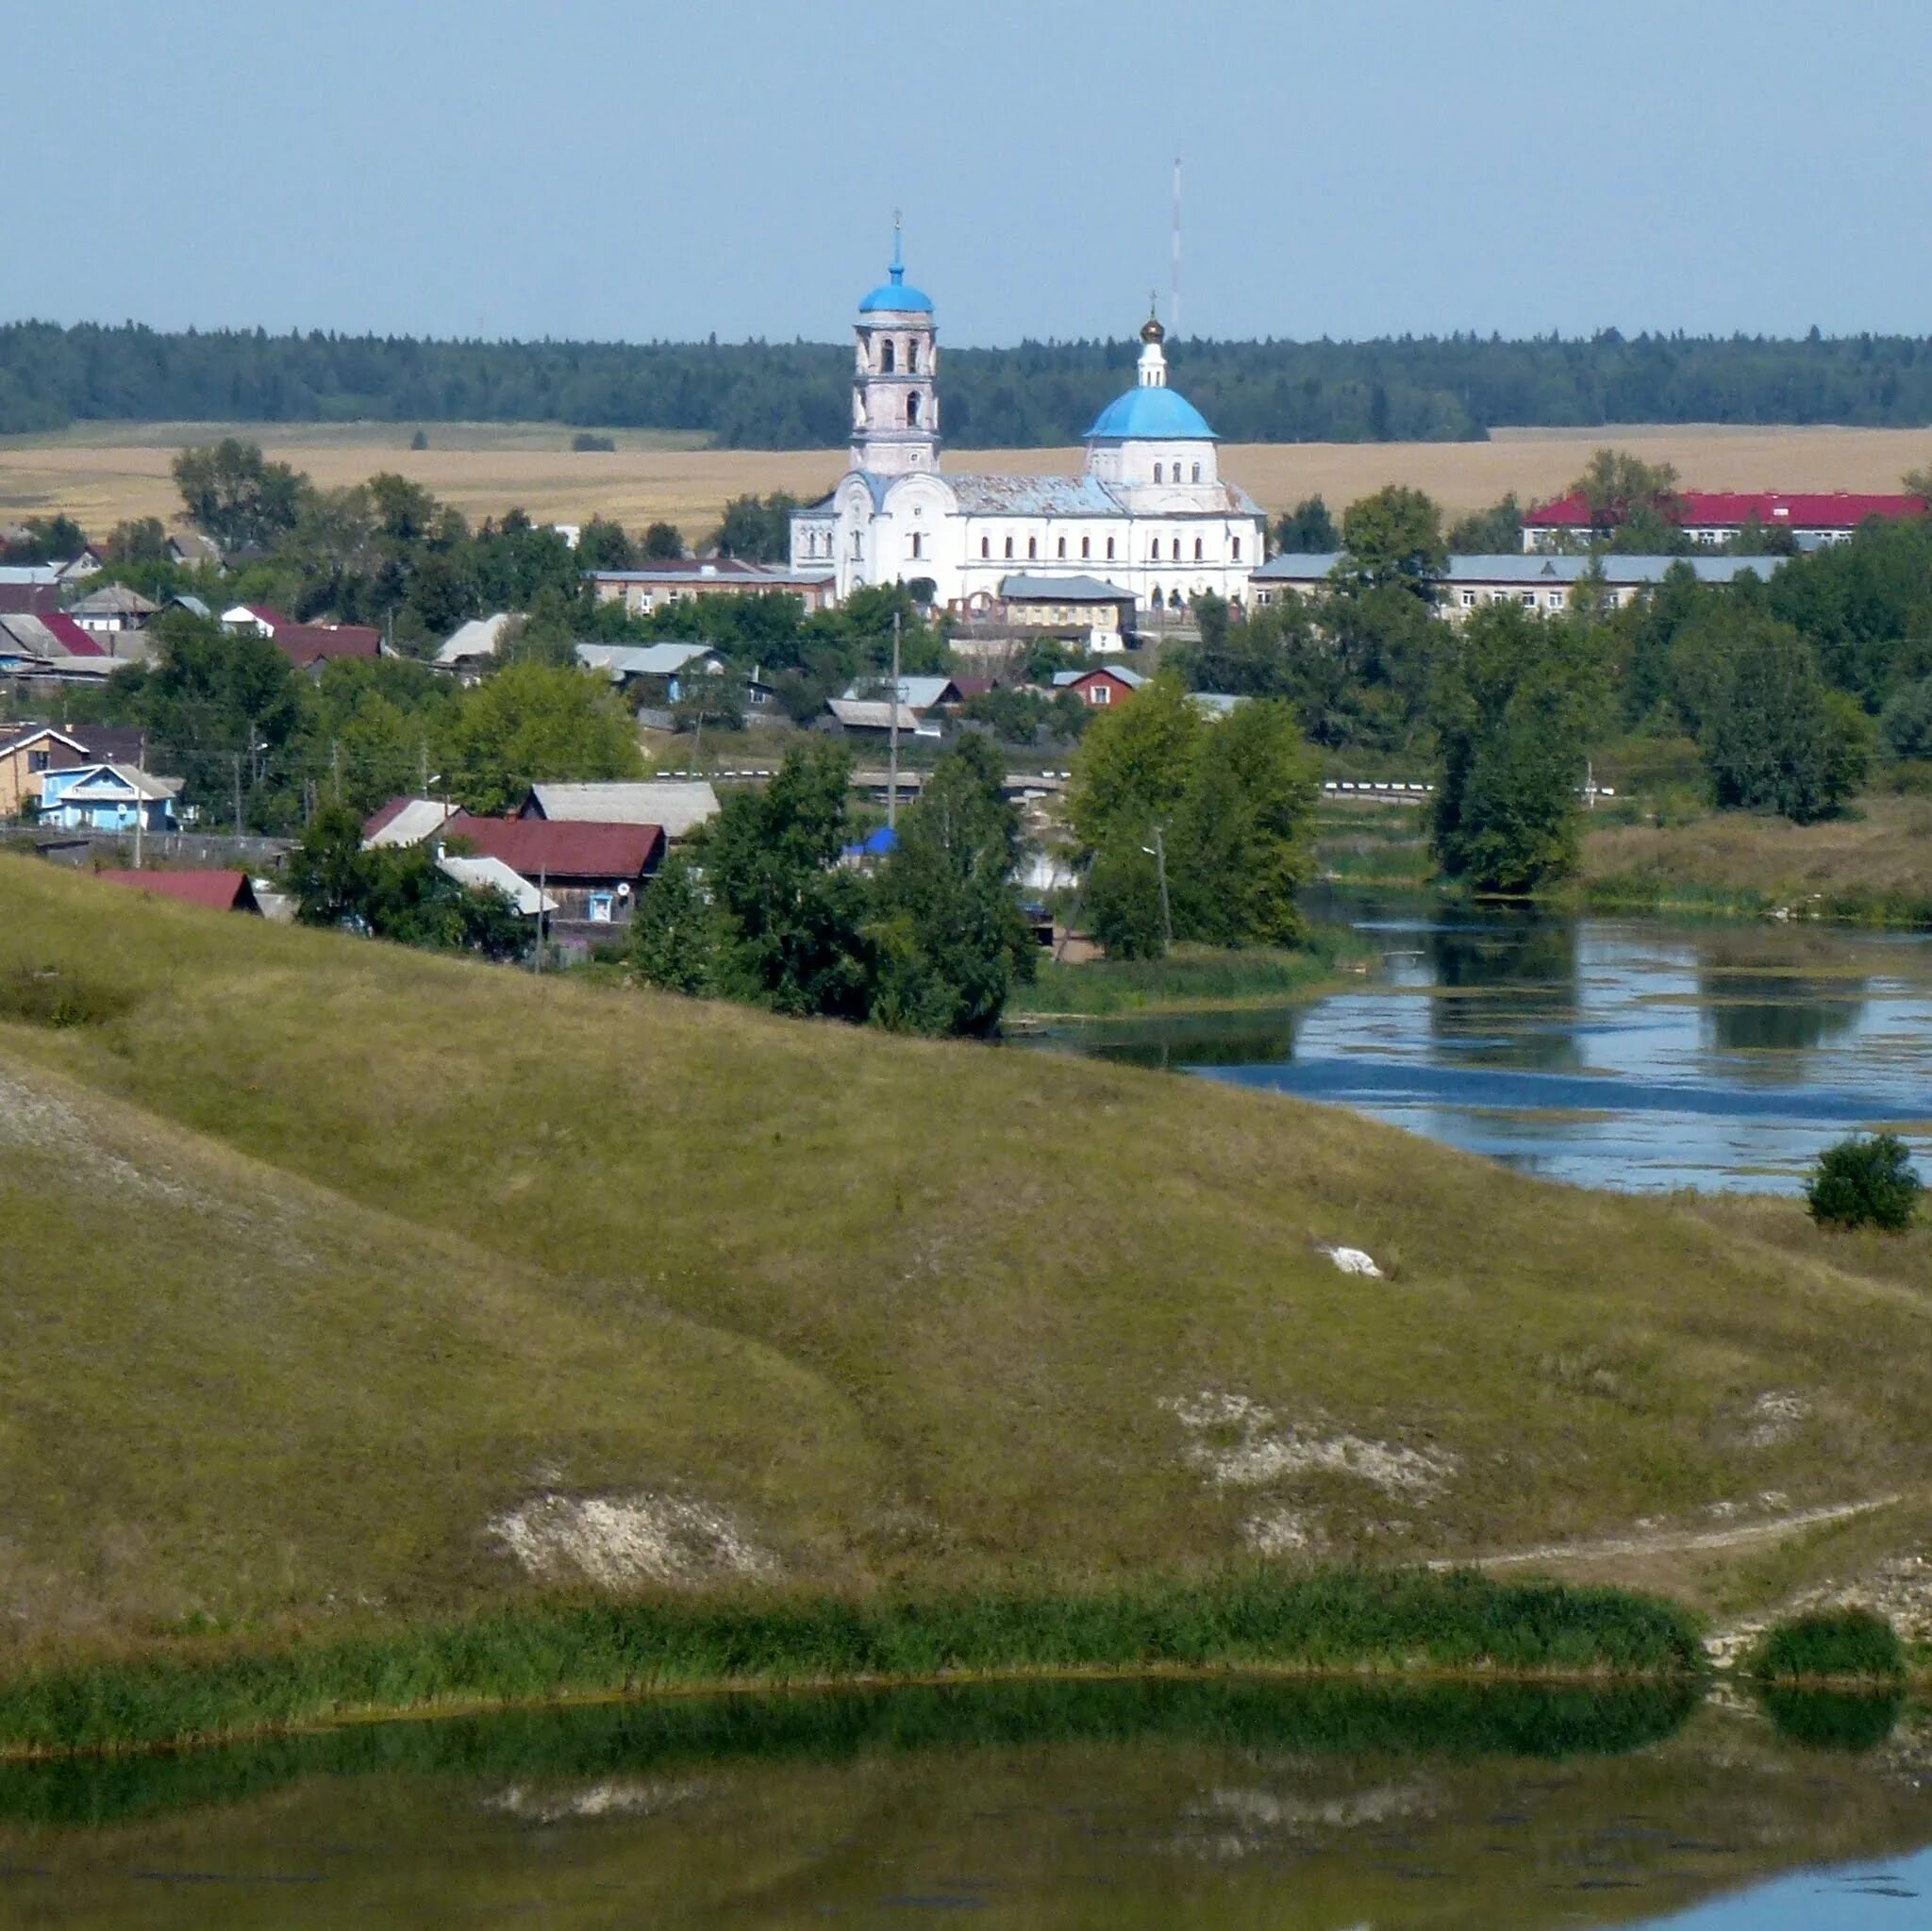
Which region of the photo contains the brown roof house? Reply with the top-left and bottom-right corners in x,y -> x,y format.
94,869 -> 261,913
441,813 -> 663,931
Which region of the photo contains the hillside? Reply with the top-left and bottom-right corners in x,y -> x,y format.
2,857 -> 1930,1664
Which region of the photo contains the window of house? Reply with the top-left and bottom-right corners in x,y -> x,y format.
1547,591 -> 1566,608
1028,537 -> 1038,560
880,338 -> 895,374
1058,537 -> 1067,559
1520,591 -> 1536,607
1091,684 -> 1110,705
1081,536 -> 1091,559
1194,538 -> 1204,561
1153,463 -> 1163,484
1173,538 -> 1183,561
1005,536 -> 1014,558
1460,590 -> 1477,608
28,751 -> 50,773
853,531 -> 863,558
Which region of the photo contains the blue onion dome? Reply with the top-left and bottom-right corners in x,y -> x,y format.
1085,387 -> 1217,440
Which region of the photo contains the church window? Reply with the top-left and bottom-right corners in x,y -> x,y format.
1194,538 -> 1204,561
1106,537 -> 1116,560
852,531 -> 863,558
908,340 -> 920,373
1231,537 -> 1241,561
1153,463 -> 1162,484
1005,537 -> 1014,558
981,537 -> 990,558
1191,462 -> 1202,483
909,532 -> 923,559
1027,538 -> 1038,560
1057,537 -> 1067,559
1081,537 -> 1091,559
880,338 -> 895,374
907,392 -> 921,426
1172,538 -> 1183,561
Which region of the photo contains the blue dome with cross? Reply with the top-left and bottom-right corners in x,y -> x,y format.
1085,386 -> 1216,441
858,220 -> 933,313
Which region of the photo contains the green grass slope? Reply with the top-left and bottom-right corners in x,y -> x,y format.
3,856 -> 1931,1656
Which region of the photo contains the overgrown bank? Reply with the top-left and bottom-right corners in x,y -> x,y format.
1008,932 -> 1372,1020
0,1572 -> 1702,1759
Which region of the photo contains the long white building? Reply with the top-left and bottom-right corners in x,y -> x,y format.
791,237 -> 1265,618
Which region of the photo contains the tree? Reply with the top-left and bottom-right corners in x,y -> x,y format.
1274,496 -> 1338,554
575,516 -> 635,571
1430,599 -> 1604,892
1903,463 -> 1932,499
105,517 -> 170,565
440,659 -> 642,814
1338,485 -> 1445,593
1807,1132 -> 1922,1231
641,521 -> 685,560
172,440 -> 308,553
712,492 -> 798,562
1445,493 -> 1523,554
672,667 -> 749,736
1066,671 -> 1201,852
1567,448 -> 1681,541
1696,616 -> 1871,821
409,428 -> 429,451
701,741 -> 874,1019
871,735 -> 1036,1035
627,852 -> 719,994
1881,675 -> 1932,760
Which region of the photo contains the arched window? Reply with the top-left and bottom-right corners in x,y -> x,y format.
1191,462 -> 1201,483
981,536 -> 990,558
908,532 -> 923,559
1005,536 -> 1014,559
1173,538 -> 1184,562
1231,537 -> 1241,561
1081,536 -> 1091,559
1153,463 -> 1163,484
1194,538 -> 1204,561
907,392 -> 921,427
1106,537 -> 1116,560
880,338 -> 895,374
908,339 -> 920,374
1057,537 -> 1067,559
1028,537 -> 1038,560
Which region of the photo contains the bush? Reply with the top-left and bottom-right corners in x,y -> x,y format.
570,431 -> 616,453
1805,1132 -> 1923,1231
1746,1608 -> 1906,1683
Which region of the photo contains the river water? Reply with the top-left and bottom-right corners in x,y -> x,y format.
4,1682 -> 1929,1927
1018,894 -> 1932,1192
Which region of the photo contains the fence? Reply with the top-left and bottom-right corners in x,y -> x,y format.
0,825 -> 292,870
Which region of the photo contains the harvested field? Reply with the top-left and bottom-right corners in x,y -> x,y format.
5,420 -> 1931,542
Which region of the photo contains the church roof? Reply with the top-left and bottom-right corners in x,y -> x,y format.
859,281 -> 934,314
945,474 -> 1124,516
1085,386 -> 1216,441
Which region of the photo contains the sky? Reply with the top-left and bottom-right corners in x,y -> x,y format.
6,0 -> 1932,347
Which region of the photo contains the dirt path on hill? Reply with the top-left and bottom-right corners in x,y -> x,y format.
1450,1493 -> 1904,1572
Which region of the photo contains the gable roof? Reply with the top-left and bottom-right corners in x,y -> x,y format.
68,584 -> 158,617
165,530 -> 224,564
275,624 -> 382,668
575,641 -> 723,679
94,869 -> 258,912
998,574 -> 1134,603
1054,665 -> 1147,691
443,812 -> 662,881
838,674 -> 959,711
222,603 -> 291,631
0,612 -> 108,658
0,724 -> 92,761
363,796 -> 459,847
436,612 -> 512,665
524,780 -> 718,838
46,762 -> 182,801
435,853 -> 556,917
827,697 -> 924,731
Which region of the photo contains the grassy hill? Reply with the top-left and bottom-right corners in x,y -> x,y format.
2,857 -> 1930,1668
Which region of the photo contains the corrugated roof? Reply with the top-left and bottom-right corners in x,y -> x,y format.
525,781 -> 719,837
94,869 -> 256,911
998,574 -> 1133,603
276,624 -> 381,666
838,675 -> 958,711
435,613 -> 511,664
363,796 -> 458,848
443,813 -> 662,880
69,584 -> 158,616
1441,554 -> 1779,587
827,698 -> 923,730
435,853 -> 555,917
944,474 -> 1125,516
575,641 -> 720,678
1054,665 -> 1147,691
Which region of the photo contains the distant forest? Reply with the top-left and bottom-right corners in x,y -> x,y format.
8,321 -> 1932,446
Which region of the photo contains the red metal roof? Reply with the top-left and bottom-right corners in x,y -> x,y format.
442,813 -> 663,881
1523,490 -> 1928,529
275,624 -> 382,666
40,612 -> 104,656
94,869 -> 258,911
237,605 -> 292,630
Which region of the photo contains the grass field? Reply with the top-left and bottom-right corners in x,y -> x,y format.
2,855 -> 1931,1694
5,420 -> 1930,541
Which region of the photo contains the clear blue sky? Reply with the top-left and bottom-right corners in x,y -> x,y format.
8,0 -> 1930,346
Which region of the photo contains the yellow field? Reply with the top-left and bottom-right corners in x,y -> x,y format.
3,419 -> 1930,541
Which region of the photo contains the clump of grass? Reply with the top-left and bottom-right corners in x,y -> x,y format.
1745,1608 -> 1906,1685
0,965 -> 136,1029
0,1571 -> 1703,1757
1010,931 -> 1369,1019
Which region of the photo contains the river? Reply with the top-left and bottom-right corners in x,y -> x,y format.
3,1682 -> 1928,1927
1016,893 -> 1932,1192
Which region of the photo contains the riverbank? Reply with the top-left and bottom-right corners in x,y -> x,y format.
0,1572 -> 1702,1758
1008,931 -> 1374,1021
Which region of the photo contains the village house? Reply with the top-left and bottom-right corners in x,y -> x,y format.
439,813 -> 664,928
521,780 -> 720,842
362,796 -> 460,848
588,558 -> 838,617
1053,664 -> 1147,707
220,603 -> 292,636
435,613 -> 513,670
272,623 -> 383,671
66,584 -> 158,634
38,762 -> 181,833
164,530 -> 225,571
94,869 -> 261,914
824,696 -> 934,741
575,641 -> 728,707
434,852 -> 557,921
0,566 -> 63,617
960,574 -> 1138,655
0,723 -> 149,816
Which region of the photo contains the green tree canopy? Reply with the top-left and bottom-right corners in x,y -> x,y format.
172,439 -> 308,553
440,659 -> 642,814
1274,496 -> 1338,553
1339,485 -> 1446,593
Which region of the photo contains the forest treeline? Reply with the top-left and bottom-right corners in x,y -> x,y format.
10,323 -> 1932,444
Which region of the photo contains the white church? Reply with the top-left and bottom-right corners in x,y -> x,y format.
790,235 -> 1265,623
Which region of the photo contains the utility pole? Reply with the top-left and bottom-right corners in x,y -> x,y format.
886,608 -> 902,832
419,738 -> 429,797
232,753 -> 243,837
132,787 -> 143,871
331,739 -> 341,806
534,865 -> 547,973
1152,824 -> 1173,956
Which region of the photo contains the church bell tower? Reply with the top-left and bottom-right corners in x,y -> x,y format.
851,217 -> 939,475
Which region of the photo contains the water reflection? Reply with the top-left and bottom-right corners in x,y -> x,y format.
1019,894 -> 1932,1194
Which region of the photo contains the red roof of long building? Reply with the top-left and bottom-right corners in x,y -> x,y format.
275,624 -> 382,667
1523,490 -> 1928,530
442,813 -> 663,881
94,869 -> 258,911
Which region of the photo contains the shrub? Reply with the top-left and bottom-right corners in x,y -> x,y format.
570,431 -> 616,454
1805,1132 -> 1923,1232
1746,1608 -> 1906,1683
